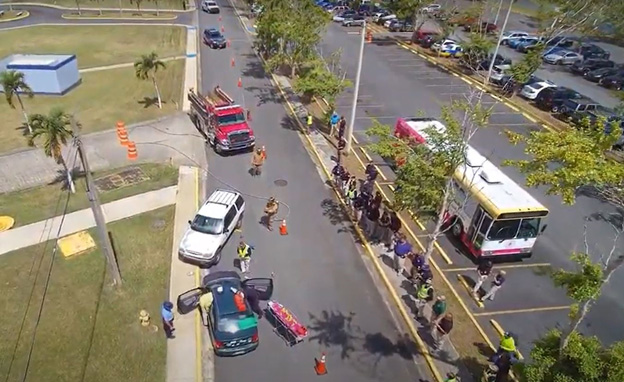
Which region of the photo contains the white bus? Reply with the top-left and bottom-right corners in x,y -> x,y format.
394,117 -> 549,260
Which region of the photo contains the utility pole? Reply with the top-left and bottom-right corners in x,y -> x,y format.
493,0 -> 505,25
71,117 -> 123,286
484,0 -> 513,86
345,20 -> 366,155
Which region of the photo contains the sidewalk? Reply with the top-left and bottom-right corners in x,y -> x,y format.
79,55 -> 185,73
166,166 -> 204,382
270,72 -> 471,381
0,186 -> 177,255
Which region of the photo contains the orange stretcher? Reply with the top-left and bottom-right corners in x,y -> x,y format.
267,300 -> 308,346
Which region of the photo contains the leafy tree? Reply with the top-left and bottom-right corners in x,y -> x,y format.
134,52 -> 167,109
459,32 -> 495,72
387,0 -> 426,28
366,93 -> 491,260
293,51 -> 351,108
256,0 -> 330,78
521,329 -> 624,382
505,46 -> 545,94
504,118 -> 624,205
130,0 -> 144,13
0,70 -> 34,134
27,108 -> 76,192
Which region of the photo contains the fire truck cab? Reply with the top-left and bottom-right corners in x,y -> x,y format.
188,86 -> 255,154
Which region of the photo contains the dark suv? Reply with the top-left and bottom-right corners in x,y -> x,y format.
534,87 -> 582,113
203,28 -> 227,49
585,67 -> 624,82
559,98 -> 601,123
599,73 -> 624,90
177,271 -> 274,357
569,59 -> 615,76
577,43 -> 610,60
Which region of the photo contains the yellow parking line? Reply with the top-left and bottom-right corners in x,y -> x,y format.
523,113 -> 537,123
490,320 -> 525,360
457,274 -> 485,308
443,263 -> 551,272
474,305 -> 570,317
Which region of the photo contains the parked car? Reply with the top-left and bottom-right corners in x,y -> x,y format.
517,39 -> 544,53
543,50 -> 583,65
508,36 -> 538,50
342,14 -> 365,26
559,97 -> 601,121
585,67 -> 624,82
412,30 -> 437,43
577,43 -> 610,60
389,20 -> 413,32
328,5 -> 349,13
544,36 -> 575,49
178,189 -> 245,266
431,39 -> 457,52
372,11 -> 389,23
489,64 -> 513,85
201,0 -> 220,13
599,73 -> 624,90
463,22 -> 497,34
176,271 -> 274,356
569,59 -> 615,76
438,43 -> 463,58
569,105 -> 617,125
421,3 -> 442,13
520,80 -> 556,100
333,10 -> 356,22
419,34 -> 440,48
534,87 -> 583,113
384,18 -> 399,28
476,54 -> 511,70
500,31 -> 530,45
377,13 -> 396,24
381,14 -> 397,26
203,28 -> 227,49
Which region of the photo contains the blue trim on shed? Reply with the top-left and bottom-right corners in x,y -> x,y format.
7,55 -> 77,71
186,53 -> 197,58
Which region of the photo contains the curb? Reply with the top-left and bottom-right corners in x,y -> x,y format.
60,12 -> 178,20
0,10 -> 30,22
2,2 -> 194,12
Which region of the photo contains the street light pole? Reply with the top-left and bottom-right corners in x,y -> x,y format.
484,0 -> 513,85
493,0 -> 504,25
345,20 -> 366,155
71,117 -> 123,286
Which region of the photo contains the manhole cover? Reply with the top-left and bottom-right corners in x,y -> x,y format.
151,219 -> 166,231
274,179 -> 288,187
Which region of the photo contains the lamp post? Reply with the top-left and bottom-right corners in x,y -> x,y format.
345,20 -> 366,155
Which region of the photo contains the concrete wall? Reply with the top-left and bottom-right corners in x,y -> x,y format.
55,57 -> 81,94
1,54 -> 81,95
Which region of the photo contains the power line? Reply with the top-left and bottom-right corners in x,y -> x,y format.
4,148 -> 79,382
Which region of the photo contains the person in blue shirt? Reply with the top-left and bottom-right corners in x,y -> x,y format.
393,234 -> 412,275
161,301 -> 175,339
330,111 -> 340,137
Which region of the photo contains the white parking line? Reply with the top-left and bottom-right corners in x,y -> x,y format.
424,83 -> 470,87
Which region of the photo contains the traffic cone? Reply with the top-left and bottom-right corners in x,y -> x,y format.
279,220 -> 288,235
261,145 -> 266,160
231,57 -> 236,67
127,141 -> 138,160
246,109 -> 252,121
366,30 -> 373,43
118,128 -> 129,146
237,78 -> 242,88
218,15 -> 222,21
314,352 -> 327,375
226,39 -> 231,47
221,25 -> 225,32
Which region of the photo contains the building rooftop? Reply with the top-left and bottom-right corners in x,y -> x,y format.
4,54 -> 76,69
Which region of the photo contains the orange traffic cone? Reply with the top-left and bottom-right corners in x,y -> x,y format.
231,57 -> 236,67
261,145 -> 266,160
226,39 -> 231,47
314,352 -> 327,375
127,141 -> 138,160
221,25 -> 225,32
118,128 -> 129,146
279,220 -> 288,235
247,109 -> 252,121
237,78 -> 242,88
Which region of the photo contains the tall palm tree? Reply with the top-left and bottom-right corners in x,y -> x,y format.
134,52 -> 167,109
27,108 -> 76,192
1,70 -> 34,134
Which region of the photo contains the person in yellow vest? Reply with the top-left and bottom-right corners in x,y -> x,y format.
415,278 -> 434,318
237,239 -> 252,275
306,113 -> 313,133
498,332 -> 516,354
444,372 -> 459,382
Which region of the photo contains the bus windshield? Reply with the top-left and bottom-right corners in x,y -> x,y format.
487,217 -> 541,241
218,112 -> 246,126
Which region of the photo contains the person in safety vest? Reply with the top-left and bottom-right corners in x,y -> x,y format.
491,332 -> 518,363
306,113 -> 313,132
251,147 -> 265,176
444,372 -> 459,382
415,278 -> 434,318
237,239 -> 252,275
264,197 -> 279,231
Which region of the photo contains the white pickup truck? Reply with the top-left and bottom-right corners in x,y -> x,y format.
201,0 -> 220,13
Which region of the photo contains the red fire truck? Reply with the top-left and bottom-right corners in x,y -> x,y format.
188,86 -> 255,154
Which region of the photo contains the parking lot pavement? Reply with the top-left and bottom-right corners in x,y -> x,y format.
196,3 -> 430,381
321,22 -> 624,349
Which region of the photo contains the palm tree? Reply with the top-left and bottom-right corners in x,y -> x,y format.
134,52 -> 167,109
27,108 -> 76,193
1,70 -> 34,134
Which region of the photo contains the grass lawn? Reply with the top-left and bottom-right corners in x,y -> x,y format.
0,10 -> 27,20
0,25 -> 186,69
8,0 -> 185,10
0,163 -> 178,227
0,206 -> 174,382
0,60 -> 185,153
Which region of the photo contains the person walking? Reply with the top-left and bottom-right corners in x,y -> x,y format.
243,285 -> 264,319
481,271 -> 506,302
345,176 -> 357,201
370,191 -> 383,210
392,234 -> 411,275
389,211 -> 402,249
329,111 -> 340,137
376,208 -> 393,247
340,170 -> 351,196
434,313 -> 453,348
337,136 -> 346,162
199,290 -> 214,324
429,295 -> 447,328
408,252 -> 426,283
472,260 -> 493,296
306,113 -> 313,133
250,147 -> 265,176
338,116 -> 346,139
363,201 -> 380,239
332,163 -> 345,188
263,197 -> 279,231
360,178 -> 374,198
415,278 -> 434,318
352,192 -> 366,223
365,161 -> 378,181
161,301 -> 175,339
237,239 -> 253,275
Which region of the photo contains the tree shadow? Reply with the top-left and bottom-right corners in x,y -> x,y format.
137,96 -> 161,109
307,310 -> 359,359
48,168 -> 85,190
241,54 -> 267,79
586,210 -> 624,229
244,85 -> 281,106
280,114 -> 299,131
320,198 -> 358,236
15,122 -> 30,137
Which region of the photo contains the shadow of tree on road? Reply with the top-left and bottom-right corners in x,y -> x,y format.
244,85 -> 281,106
320,198 -> 358,236
307,310 -> 358,359
241,54 -> 267,79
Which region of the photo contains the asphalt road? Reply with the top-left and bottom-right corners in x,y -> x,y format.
197,3 -> 431,381
0,3 -> 193,28
320,23 -> 624,354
